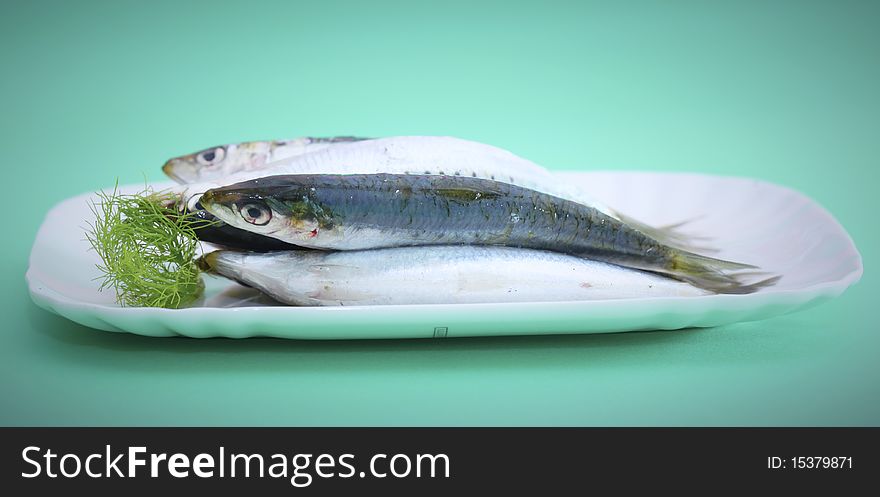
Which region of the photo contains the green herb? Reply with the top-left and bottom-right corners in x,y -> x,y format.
85,183 -> 209,309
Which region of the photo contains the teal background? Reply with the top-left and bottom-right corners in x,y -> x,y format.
1,0 -> 877,425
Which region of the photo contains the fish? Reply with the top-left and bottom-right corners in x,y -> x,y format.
198,246 -> 711,306
162,136 -> 370,184
199,173 -> 775,294
167,136 -> 703,251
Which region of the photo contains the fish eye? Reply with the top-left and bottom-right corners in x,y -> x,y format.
239,202 -> 272,226
196,147 -> 226,166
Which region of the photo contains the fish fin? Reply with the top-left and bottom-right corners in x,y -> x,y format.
669,251 -> 780,294
616,213 -> 718,253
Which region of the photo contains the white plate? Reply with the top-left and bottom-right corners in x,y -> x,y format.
26,172 -> 862,339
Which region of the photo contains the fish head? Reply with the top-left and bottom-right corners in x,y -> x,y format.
162,140 -> 277,184
200,176 -> 331,243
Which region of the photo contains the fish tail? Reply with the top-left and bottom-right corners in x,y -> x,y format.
669,251 -> 779,294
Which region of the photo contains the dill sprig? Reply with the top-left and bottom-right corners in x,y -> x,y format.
86,183 -> 209,309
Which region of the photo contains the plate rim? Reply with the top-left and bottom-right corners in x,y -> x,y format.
26,171 -> 864,338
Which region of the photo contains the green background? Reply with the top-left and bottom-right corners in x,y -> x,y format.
2,0 -> 877,425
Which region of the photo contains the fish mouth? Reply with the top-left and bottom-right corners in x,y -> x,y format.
162,160 -> 186,183
201,189 -> 239,207
197,251 -> 219,272
199,190 -> 248,219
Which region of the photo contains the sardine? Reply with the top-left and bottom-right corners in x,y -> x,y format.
169,136 -> 702,251
199,173 -> 774,294
199,246 -> 710,306
163,136 -> 370,184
